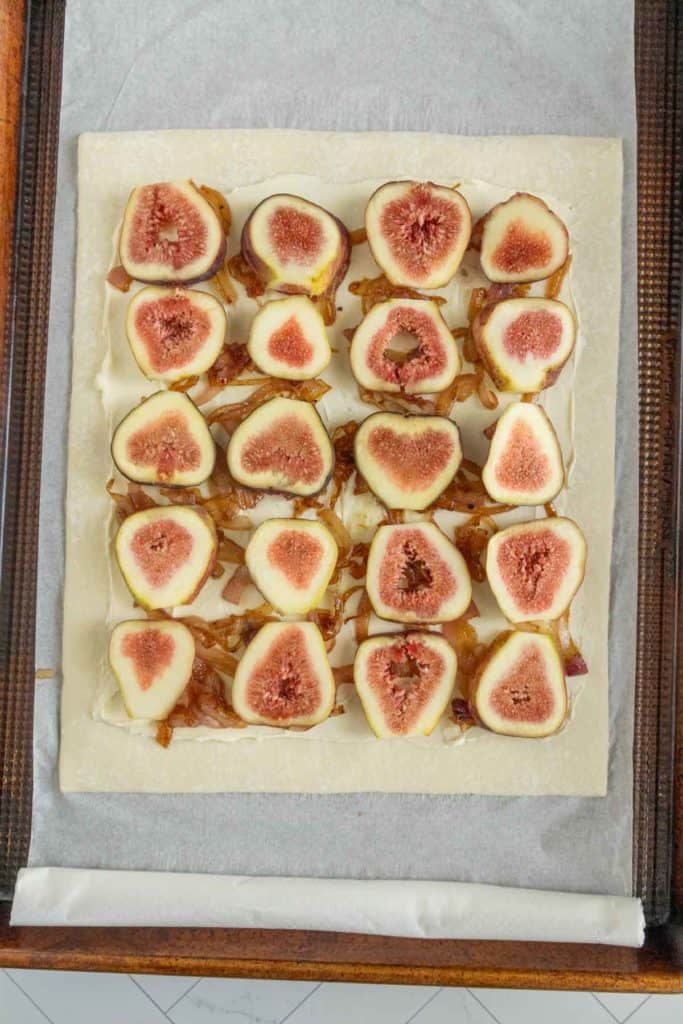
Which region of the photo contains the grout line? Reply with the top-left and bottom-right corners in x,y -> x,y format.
164,977 -> 202,1013
621,995 -> 652,1023
466,988 -> 505,1024
4,968 -> 57,1024
404,986 -> 444,1023
278,981 -> 323,1023
591,992 -> 623,1023
128,973 -> 179,1017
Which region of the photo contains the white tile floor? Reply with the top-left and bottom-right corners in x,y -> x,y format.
2,970 -> 682,1023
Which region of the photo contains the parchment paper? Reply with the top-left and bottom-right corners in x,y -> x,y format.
28,0 -> 637,896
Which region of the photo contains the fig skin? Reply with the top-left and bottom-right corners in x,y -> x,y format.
114,505 -> 218,611
245,518 -> 338,614
365,180 -> 472,289
247,295 -> 331,380
366,521 -> 472,624
227,396 -> 334,498
470,630 -> 568,738
482,402 -> 565,506
472,297 -> 576,393
486,517 -> 587,623
241,194 -> 351,298
125,285 -> 227,382
354,631 -> 457,737
109,619 -> 195,721
354,412 -> 462,511
119,181 -> 227,286
231,621 -> 336,727
350,297 -> 460,395
478,192 -> 569,284
111,391 -> 216,488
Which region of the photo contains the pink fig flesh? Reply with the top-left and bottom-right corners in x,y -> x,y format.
350,298 -> 460,394
482,402 -> 564,505
366,522 -> 472,623
231,621 -> 335,727
478,193 -> 569,284
354,631 -> 456,737
126,286 -> 226,382
486,517 -> 587,622
354,412 -> 462,510
227,397 -> 334,497
111,391 -> 215,487
120,181 -> 226,285
472,297 -> 576,393
241,194 -> 350,297
365,181 -> 472,288
471,631 -> 567,737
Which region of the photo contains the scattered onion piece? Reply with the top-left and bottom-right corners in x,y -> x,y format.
198,184 -> 232,235
221,564 -> 252,604
348,273 -> 446,316
227,252 -> 266,298
207,343 -> 251,389
106,265 -> 133,292
208,378 -> 330,433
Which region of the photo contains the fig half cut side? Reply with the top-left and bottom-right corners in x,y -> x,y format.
482,402 -> 564,505
366,521 -> 472,623
354,412 -> 462,510
227,396 -> 333,497
247,296 -> 331,380
109,619 -> 195,721
126,286 -> 227,382
111,390 -> 215,486
231,621 -> 336,727
245,518 -> 338,614
479,192 -> 569,283
115,505 -> 218,610
486,517 -> 587,623
241,194 -> 350,297
473,297 -> 576,393
365,181 -> 472,289
355,631 -> 456,737
350,298 -> 460,394
119,181 -> 226,285
471,630 -> 568,738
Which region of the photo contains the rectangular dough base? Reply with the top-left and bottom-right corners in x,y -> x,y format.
60,130 -> 622,794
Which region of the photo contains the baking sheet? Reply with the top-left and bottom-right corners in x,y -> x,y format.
29,0 -> 637,893
61,135 -> 617,797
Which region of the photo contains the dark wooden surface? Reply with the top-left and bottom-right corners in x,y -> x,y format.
0,0 -> 682,989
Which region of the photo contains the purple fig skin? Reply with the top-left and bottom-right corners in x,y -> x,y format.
241,195 -> 351,297
119,183 -> 227,287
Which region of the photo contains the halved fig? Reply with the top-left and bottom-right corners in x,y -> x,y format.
126,286 -> 226,382
354,412 -> 462,510
350,298 -> 460,394
486,517 -> 587,623
354,631 -> 456,737
471,631 -> 567,737
109,619 -> 195,720
482,402 -> 564,505
227,396 -> 333,497
245,518 -> 338,614
365,181 -> 472,288
231,621 -> 335,727
119,181 -> 226,285
479,193 -> 569,283
247,296 -> 331,380
111,391 -> 215,486
472,297 -> 576,393
366,521 -> 472,623
241,194 -> 350,297
114,505 -> 217,609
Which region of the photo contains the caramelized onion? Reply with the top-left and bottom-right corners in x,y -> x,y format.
359,386 -> 436,415
207,343 -> 251,389
454,519 -> 493,583
106,265 -> 133,292
208,378 -> 331,433
218,535 -> 246,564
333,664 -> 355,686
227,252 -> 266,298
349,227 -> 367,246
349,273 -> 446,316
198,184 -> 232,235
169,375 -> 200,393
221,564 -> 252,603
545,256 -> 572,299
161,657 -> 246,739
